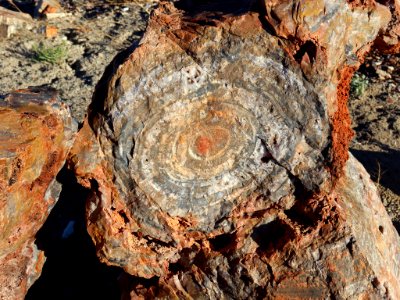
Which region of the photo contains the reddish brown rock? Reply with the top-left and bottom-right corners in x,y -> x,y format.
34,0 -> 63,18
374,0 -> 400,53
0,88 -> 76,299
70,0 -> 400,298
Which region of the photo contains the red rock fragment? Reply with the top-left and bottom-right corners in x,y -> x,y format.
34,0 -> 63,18
45,25 -> 58,38
0,88 -> 76,299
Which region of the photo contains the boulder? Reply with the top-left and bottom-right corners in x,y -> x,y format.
69,0 -> 400,298
0,88 -> 76,299
373,0 -> 400,53
0,6 -> 33,38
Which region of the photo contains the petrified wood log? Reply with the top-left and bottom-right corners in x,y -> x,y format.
69,0 -> 400,298
0,88 -> 76,299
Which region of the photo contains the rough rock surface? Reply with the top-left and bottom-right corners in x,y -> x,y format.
374,0 -> 400,53
0,88 -> 76,299
0,6 -> 33,38
70,0 -> 400,298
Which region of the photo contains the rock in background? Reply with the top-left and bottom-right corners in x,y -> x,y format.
69,0 -> 400,298
374,0 -> 400,53
0,6 -> 33,38
0,88 -> 76,299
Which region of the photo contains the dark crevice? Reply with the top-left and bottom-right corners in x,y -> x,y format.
285,199 -> 319,229
132,232 -> 176,248
169,244 -> 201,272
294,40 -> 318,64
118,210 -> 130,224
175,0 -> 260,16
89,42 -> 138,129
209,232 -> 237,252
216,273 -> 235,299
251,219 -> 296,255
26,167 -> 122,300
346,237 -> 355,257
256,285 -> 269,299
256,0 -> 281,36
289,173 -> 313,202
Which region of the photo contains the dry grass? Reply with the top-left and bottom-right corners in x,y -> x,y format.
32,41 -> 68,64
6,0 -> 23,12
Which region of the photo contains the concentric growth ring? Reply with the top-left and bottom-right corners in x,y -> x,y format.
131,98 -> 265,216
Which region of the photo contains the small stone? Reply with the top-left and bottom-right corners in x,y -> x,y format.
376,68 -> 392,80
34,0 -> 63,18
45,25 -> 58,38
387,65 -> 395,72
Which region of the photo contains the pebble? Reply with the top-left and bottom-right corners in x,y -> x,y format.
376,69 -> 391,80
386,65 -> 395,72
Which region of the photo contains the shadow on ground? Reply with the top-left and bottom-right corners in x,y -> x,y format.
351,147 -> 400,232
25,167 -> 122,300
351,148 -> 400,196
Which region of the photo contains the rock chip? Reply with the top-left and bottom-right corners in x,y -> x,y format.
34,0 -> 63,18
0,6 -> 33,38
70,0 -> 400,298
0,88 -> 77,299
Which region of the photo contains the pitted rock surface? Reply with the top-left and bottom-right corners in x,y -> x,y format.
114,45 -> 329,228
70,0 -> 400,298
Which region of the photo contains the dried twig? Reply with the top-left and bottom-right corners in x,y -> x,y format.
6,0 -> 23,13
376,160 -> 387,186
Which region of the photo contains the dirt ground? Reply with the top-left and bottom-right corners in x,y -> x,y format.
350,52 -> 400,230
0,0 -> 155,121
1,1 -> 399,298
0,1 -> 399,229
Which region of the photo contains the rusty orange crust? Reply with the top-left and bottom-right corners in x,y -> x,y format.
0,89 -> 76,299
0,103 -> 68,253
330,67 -> 355,179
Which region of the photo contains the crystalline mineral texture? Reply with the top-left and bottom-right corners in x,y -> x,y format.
70,0 -> 400,298
0,88 -> 76,299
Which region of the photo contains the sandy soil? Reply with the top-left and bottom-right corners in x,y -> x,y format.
0,0 -> 155,121
349,52 -> 400,230
0,1 -> 399,232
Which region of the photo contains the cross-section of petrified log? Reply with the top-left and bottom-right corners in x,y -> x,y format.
0,88 -> 76,300
69,0 -> 400,298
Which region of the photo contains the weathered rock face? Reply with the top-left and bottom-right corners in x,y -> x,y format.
70,0 -> 400,298
118,154 -> 400,299
0,88 -> 76,299
0,6 -> 33,39
374,0 -> 400,53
